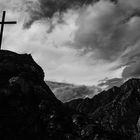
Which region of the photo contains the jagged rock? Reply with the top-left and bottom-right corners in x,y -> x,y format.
0,50 -> 71,140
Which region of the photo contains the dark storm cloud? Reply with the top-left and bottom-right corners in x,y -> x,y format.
23,0 -> 42,28
70,0 -> 140,61
23,0 -> 101,29
114,49 -> 140,71
121,39 -> 140,79
122,61 -> 140,79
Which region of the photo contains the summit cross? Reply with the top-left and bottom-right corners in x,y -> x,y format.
0,11 -> 17,49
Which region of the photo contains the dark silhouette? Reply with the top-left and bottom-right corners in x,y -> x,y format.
0,49 -> 139,140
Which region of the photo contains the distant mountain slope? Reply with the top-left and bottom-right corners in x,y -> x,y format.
65,86 -> 120,113
65,78 -> 140,140
46,81 -> 101,102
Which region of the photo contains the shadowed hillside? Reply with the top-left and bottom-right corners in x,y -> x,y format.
0,50 -> 139,140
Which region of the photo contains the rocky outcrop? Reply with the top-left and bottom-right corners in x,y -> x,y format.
0,50 -> 72,140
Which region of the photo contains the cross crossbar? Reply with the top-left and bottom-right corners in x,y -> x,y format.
0,22 -> 17,24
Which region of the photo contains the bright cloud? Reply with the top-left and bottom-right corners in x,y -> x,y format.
0,0 -> 140,88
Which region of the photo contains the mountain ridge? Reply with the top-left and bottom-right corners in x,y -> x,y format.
65,78 -> 140,139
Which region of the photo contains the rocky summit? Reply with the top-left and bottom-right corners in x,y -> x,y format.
0,50 -> 71,140
0,50 -> 140,140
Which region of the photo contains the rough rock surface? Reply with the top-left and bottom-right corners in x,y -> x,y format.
66,79 -> 140,140
0,50 -> 72,140
0,50 -> 140,140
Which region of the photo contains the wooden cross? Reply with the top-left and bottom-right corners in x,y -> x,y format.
0,11 -> 17,49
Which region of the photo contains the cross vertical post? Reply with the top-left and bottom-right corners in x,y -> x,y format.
0,11 -> 17,49
0,11 -> 6,49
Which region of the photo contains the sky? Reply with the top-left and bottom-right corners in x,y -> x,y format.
0,0 -> 140,89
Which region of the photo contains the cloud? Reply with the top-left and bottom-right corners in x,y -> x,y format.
122,61 -> 140,79
119,0 -> 140,10
46,81 -> 101,102
2,3 -> 124,86
120,27 -> 140,79
1,10 -> 109,85
68,0 -> 140,62
23,0 -> 100,29
98,77 -> 124,89
1,0 -> 140,89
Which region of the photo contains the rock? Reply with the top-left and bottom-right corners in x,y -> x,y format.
0,50 -> 70,140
